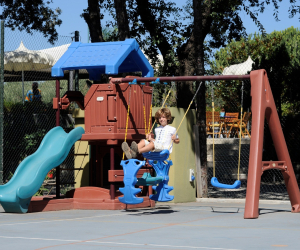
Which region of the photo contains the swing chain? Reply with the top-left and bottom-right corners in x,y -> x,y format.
123,85 -> 132,160
167,81 -> 203,152
237,81 -> 244,180
211,82 -> 215,178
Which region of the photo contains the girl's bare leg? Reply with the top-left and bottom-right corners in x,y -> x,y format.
137,139 -> 146,151
138,141 -> 155,154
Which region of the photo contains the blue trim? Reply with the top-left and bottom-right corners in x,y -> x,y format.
151,78 -> 160,84
128,79 -> 137,85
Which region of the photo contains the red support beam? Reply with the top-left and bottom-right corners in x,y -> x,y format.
244,69 -> 300,219
110,75 -> 250,84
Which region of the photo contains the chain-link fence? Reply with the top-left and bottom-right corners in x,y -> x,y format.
1,27 -> 90,195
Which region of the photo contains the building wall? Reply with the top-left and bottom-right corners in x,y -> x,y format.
73,109 -> 89,188
152,107 -> 197,203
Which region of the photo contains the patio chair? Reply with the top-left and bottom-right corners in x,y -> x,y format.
221,112 -> 239,137
206,111 -> 223,138
227,112 -> 251,138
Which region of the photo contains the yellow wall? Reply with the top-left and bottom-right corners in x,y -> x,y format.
152,107 -> 197,203
73,107 -> 197,202
73,109 -> 90,188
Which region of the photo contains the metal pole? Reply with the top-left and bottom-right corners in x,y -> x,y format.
22,70 -> 24,105
69,70 -> 74,91
74,31 -> 79,91
55,78 -> 60,198
0,20 -> 4,184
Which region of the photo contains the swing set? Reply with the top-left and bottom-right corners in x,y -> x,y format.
47,38 -> 300,217
112,70 -> 300,219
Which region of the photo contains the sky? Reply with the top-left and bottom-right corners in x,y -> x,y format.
2,0 -> 299,51
49,0 -> 297,41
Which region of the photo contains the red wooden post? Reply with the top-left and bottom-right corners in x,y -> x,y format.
56,79 -> 60,127
244,69 -> 300,218
110,147 -> 115,200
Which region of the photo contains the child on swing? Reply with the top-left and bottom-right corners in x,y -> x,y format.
121,108 -> 180,159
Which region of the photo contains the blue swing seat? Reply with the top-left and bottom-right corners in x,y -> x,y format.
211,177 -> 241,189
142,149 -> 170,161
148,159 -> 174,202
136,172 -> 163,186
118,159 -> 146,205
118,150 -> 174,205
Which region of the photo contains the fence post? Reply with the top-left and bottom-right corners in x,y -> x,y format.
74,31 -> 79,91
194,125 -> 202,197
0,20 -> 4,185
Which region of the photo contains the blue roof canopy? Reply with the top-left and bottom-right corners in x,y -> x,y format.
51,39 -> 154,80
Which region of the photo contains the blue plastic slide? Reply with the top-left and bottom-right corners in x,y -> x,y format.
0,126 -> 84,213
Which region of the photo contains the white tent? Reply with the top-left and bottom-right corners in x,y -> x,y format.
39,44 -> 87,79
4,41 -> 55,103
38,44 -> 71,65
222,56 -> 253,75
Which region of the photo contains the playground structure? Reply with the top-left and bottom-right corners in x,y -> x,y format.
51,39 -> 157,210
1,39 -> 300,218
47,39 -> 195,210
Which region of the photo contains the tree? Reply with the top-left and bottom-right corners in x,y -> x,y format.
0,0 -> 62,44
82,0 -> 104,42
210,26 -> 300,117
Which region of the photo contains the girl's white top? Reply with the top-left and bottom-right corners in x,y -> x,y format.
154,125 -> 179,153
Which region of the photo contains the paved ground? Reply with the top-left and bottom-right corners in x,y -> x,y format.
0,199 -> 298,250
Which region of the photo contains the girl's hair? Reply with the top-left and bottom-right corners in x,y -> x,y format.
155,108 -> 172,124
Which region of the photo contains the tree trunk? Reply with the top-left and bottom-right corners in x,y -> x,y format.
83,0 -> 104,42
193,0 -> 209,197
114,0 -> 130,40
177,33 -> 208,196
175,0 -> 210,197
177,34 -> 196,109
